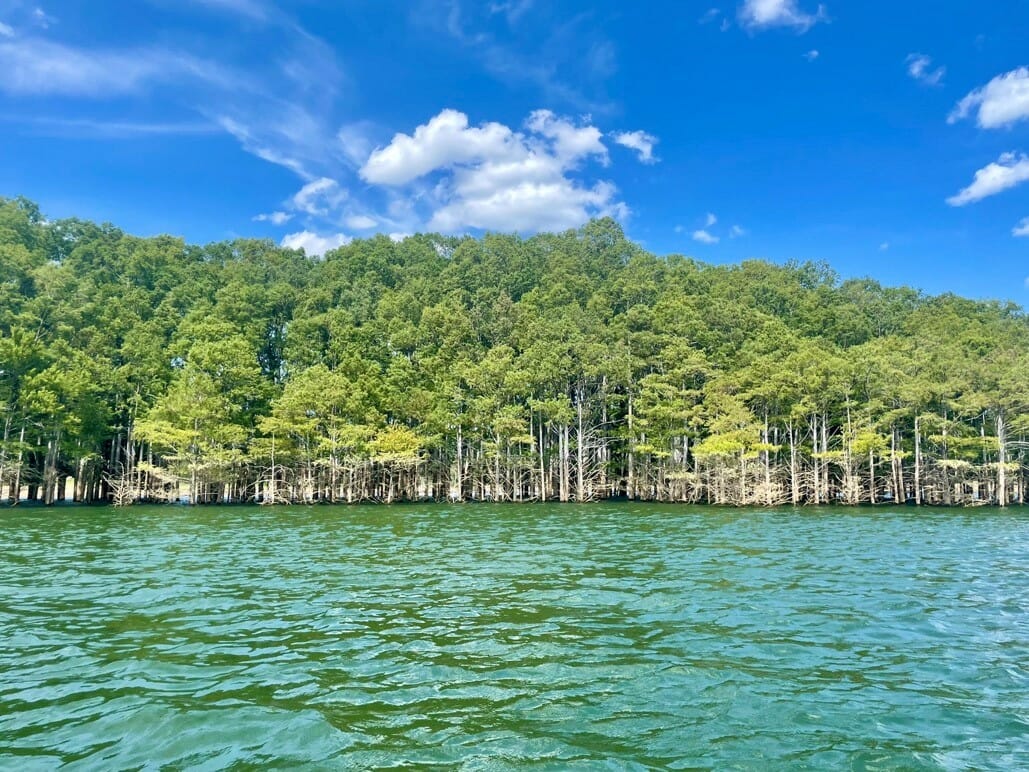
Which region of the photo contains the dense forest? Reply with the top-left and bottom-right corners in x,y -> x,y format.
1,196 -> 1027,507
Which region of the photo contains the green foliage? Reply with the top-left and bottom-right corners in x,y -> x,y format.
1,196 -> 1027,506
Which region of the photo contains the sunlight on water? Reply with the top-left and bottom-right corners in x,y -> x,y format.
1,504 -> 1027,769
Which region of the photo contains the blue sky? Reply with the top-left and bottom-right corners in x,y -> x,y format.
0,0 -> 1027,300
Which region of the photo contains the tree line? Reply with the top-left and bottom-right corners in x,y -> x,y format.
1,196 -> 1026,507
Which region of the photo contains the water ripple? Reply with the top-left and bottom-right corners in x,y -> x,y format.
1,504 -> 1028,769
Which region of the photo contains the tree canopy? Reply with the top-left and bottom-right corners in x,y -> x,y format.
1,197 -> 1026,506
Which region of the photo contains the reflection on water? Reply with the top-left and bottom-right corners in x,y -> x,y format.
1,504 -> 1027,768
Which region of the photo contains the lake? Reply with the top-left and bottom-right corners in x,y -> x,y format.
1,504 -> 1027,769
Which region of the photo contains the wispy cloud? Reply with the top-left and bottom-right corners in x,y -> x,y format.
254,211 -> 293,225
291,178 -> 347,216
804,49 -> 819,61
906,53 -> 945,86
949,67 -> 1029,129
186,0 -> 270,21
345,214 -> 377,230
427,0 -> 618,114
692,229 -> 719,244
0,36 -> 237,96
0,115 -> 219,137
1014,217 -> 1029,237
739,0 -> 827,32
947,152 -> 1029,206
488,0 -> 534,24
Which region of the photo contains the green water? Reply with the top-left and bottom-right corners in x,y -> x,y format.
1,505 -> 1027,770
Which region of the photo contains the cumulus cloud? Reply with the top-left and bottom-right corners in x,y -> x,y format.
359,108 -> 629,233
804,49 -> 819,61
704,212 -> 717,227
0,22 -> 13,37
253,211 -> 292,225
739,0 -> 826,32
612,130 -> 659,163
281,230 -> 351,256
361,109 -> 525,186
692,229 -> 719,244
906,54 -> 945,86
947,153 -> 1029,206
1014,217 -> 1029,237
527,109 -> 608,165
949,67 -> 1029,129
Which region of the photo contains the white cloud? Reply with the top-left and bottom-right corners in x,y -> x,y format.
345,214 -> 377,229
0,22 -> 13,37
2,115 -> 217,137
253,211 -> 292,225
947,153 -> 1029,206
692,229 -> 719,244
337,122 -> 375,167
739,0 -> 826,32
360,108 -> 627,233
429,177 -> 625,233
949,67 -> 1029,129
291,177 -> 346,216
804,49 -> 819,61
1014,217 -> 1029,237
187,0 -> 269,21
612,130 -> 659,163
699,8 -> 721,24
489,0 -> 534,24
906,54 -> 945,86
704,212 -> 717,227
361,109 -> 525,186
32,7 -> 56,29
527,109 -> 608,165
217,116 -> 312,179
389,232 -> 412,242
879,241 -> 889,251
729,224 -> 747,238
0,37 -> 234,96
281,230 -> 351,256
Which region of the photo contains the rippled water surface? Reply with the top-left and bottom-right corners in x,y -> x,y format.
2,504 -> 1028,769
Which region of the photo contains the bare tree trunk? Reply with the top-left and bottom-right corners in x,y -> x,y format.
537,419 -> 545,501
997,412 -> 1007,507
789,424 -> 799,505
627,392 -> 635,500
811,414 -> 820,505
914,416 -> 922,506
575,386 -> 585,502
869,448 -> 876,504
10,424 -> 25,505
559,424 -> 570,502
